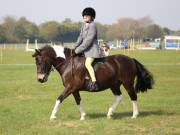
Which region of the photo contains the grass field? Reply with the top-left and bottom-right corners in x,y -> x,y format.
0,47 -> 180,135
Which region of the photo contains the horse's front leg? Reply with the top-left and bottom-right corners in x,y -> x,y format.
73,91 -> 86,120
50,87 -> 71,121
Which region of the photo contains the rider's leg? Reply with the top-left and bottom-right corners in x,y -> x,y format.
85,57 -> 98,90
85,57 -> 96,82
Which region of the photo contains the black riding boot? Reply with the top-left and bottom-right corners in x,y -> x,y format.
89,81 -> 99,91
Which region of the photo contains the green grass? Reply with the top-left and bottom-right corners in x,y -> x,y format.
0,48 -> 180,135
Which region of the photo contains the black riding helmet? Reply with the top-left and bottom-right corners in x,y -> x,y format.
82,7 -> 96,18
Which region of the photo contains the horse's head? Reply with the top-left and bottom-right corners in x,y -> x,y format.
32,45 -> 75,83
32,46 -> 56,83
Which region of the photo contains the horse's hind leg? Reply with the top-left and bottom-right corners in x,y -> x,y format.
73,91 -> 86,120
123,82 -> 139,118
107,85 -> 122,119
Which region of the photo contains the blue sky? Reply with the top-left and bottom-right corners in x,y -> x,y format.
0,0 -> 179,30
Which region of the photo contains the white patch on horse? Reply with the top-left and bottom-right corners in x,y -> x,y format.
78,102 -> 86,120
52,45 -> 65,59
50,100 -> 61,120
37,73 -> 45,80
107,95 -> 122,119
132,100 -> 139,118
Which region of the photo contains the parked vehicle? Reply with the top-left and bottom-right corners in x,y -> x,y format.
121,40 -> 129,49
107,42 -> 117,49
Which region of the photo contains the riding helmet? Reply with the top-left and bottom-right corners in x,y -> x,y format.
82,7 -> 96,18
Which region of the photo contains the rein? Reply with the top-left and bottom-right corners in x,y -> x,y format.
70,49 -> 74,76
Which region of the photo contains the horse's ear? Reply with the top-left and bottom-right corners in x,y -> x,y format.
35,49 -> 41,54
32,49 -> 41,57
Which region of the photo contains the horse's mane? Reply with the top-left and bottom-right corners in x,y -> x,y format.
64,47 -> 75,58
39,45 -> 76,58
39,45 -> 54,52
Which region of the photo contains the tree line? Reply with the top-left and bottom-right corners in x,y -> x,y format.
0,16 -> 179,43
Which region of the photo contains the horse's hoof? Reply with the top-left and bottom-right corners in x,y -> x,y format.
80,117 -> 85,121
80,113 -> 86,120
131,112 -> 139,119
50,116 -> 57,121
131,115 -> 138,119
107,115 -> 112,119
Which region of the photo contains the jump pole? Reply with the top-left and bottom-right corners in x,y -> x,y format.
1,47 -> 3,64
35,39 -> 38,49
3,43 -> 6,50
26,39 -> 29,51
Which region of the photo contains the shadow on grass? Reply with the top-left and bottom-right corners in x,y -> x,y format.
87,110 -> 176,119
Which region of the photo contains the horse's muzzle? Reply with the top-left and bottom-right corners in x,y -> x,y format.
37,73 -> 48,83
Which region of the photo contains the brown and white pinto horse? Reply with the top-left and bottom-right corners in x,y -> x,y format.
32,45 -> 154,120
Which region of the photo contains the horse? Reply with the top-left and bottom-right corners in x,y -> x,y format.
32,45 -> 154,121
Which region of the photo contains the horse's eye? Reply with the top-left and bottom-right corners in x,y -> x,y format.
36,57 -> 42,64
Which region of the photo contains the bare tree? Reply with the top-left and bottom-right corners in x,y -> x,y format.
2,16 -> 17,42
106,16 -> 155,40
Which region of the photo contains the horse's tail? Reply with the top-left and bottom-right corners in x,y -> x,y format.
133,58 -> 154,93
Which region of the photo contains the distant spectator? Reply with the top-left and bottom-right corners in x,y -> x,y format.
100,42 -> 110,57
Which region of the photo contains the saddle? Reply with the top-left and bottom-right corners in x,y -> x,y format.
74,53 -> 107,84
84,57 -> 106,81
92,57 -> 106,69
75,53 -> 106,64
